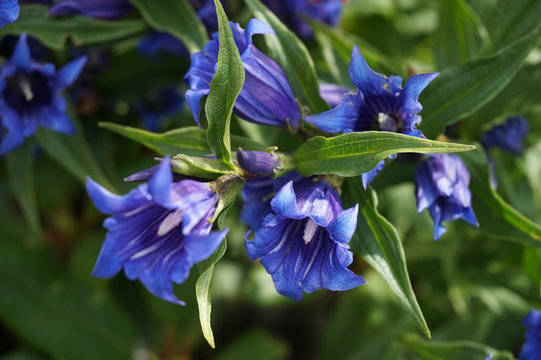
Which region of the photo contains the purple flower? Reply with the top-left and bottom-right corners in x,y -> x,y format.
237,148 -> 280,176
245,176 -> 365,300
305,46 -> 438,187
48,0 -> 132,20
0,34 -> 86,154
262,0 -> 343,38
86,156 -> 228,304
482,116 -> 529,154
135,87 -> 184,131
184,19 -> 301,129
520,309 -> 541,360
137,32 -> 188,58
319,82 -> 352,108
0,0 -> 19,28
415,154 -> 478,240
190,0 -> 219,31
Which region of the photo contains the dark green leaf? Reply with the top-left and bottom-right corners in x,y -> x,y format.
129,0 -> 208,53
295,131 -> 474,177
36,120 -> 114,191
343,179 -> 430,338
205,0 -> 245,167
0,241 -> 135,360
99,123 -> 267,156
216,329 -> 288,360
244,0 -> 329,113
0,5 -> 145,49
460,147 -> 541,248
401,334 -> 514,360
420,23 -> 541,138
5,142 -> 40,240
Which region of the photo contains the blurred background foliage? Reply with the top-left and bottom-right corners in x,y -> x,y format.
0,0 -> 540,359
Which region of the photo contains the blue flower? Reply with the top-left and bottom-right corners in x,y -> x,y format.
482,116 -> 529,154
520,309 -> 541,360
184,19 -> 302,129
414,154 -> 478,240
48,0 -> 132,20
319,82 -> 352,108
190,0 -> 219,31
0,0 -> 19,28
86,156 -> 228,304
135,87 -> 184,131
0,34 -> 87,154
305,46 -> 438,187
237,149 -> 279,176
262,0 -> 343,37
137,32 -> 188,58
245,176 -> 365,300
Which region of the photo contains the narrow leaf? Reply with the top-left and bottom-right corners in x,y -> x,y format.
129,0 -> 208,53
99,123 -> 267,156
295,131 -> 474,177
171,155 -> 239,179
419,24 -> 541,138
5,142 -> 40,239
0,5 -> 145,50
460,147 -> 541,248
401,334 -> 514,360
343,179 -> 430,338
244,0 -> 329,114
204,0 -> 245,167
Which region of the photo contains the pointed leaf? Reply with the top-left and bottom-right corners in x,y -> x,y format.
129,0 -> 208,53
204,0 -> 245,167
343,179 -> 430,338
244,0 -> 329,114
295,131 -> 474,177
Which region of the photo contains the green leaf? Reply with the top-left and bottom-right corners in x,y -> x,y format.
460,147 -> 541,248
419,23 -> 541,138
129,0 -> 208,53
343,179 -> 430,338
434,0 -> 485,69
400,334 -> 514,360
196,207 -> 229,348
295,131 -> 474,177
0,241 -> 135,360
171,154 -> 239,179
244,0 -> 329,114
36,120 -> 114,191
99,123 -> 266,156
5,142 -> 40,241
0,5 -> 145,50
205,0 -> 245,167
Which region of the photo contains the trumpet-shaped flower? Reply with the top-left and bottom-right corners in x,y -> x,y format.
415,154 -> 478,240
306,46 -> 438,187
0,34 -> 87,154
482,116 -> 529,154
86,156 -> 227,305
184,19 -> 301,129
520,309 -> 541,360
245,176 -> 365,300
0,0 -> 19,28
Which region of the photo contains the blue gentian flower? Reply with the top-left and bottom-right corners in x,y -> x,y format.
0,0 -> 19,28
86,156 -> 228,305
414,154 -> 478,240
245,176 -> 365,300
135,87 -> 184,131
237,149 -> 280,176
48,0 -> 131,20
184,19 -> 302,129
305,46 -> 438,187
520,309 -> 541,360
482,116 -> 529,154
190,0 -> 219,31
0,34 -> 87,154
319,82 -> 351,108
262,0 -> 343,37
137,32 -> 188,58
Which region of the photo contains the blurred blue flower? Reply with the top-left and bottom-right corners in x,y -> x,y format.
262,0 -> 343,37
319,82 -> 351,108
135,87 -> 184,131
0,0 -> 19,27
48,0 -> 132,20
482,116 -> 529,154
184,19 -> 301,129
245,176 -> 365,300
306,46 -> 438,187
520,309 -> 541,360
86,156 -> 228,305
190,0 -> 219,31
0,33 -> 86,154
414,154 -> 478,240
137,32 -> 189,58
237,148 -> 280,176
